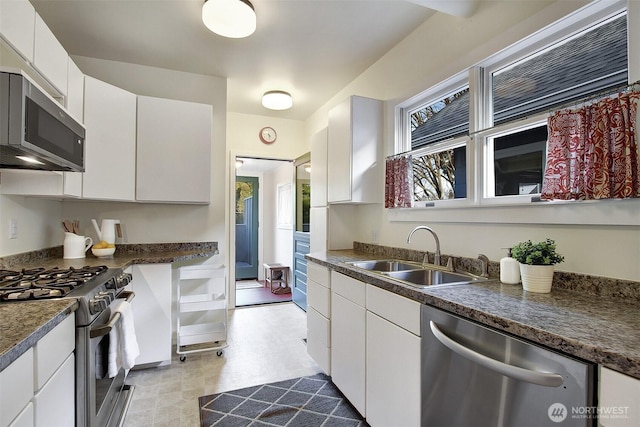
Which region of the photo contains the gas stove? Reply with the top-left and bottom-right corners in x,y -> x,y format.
0,265 -> 132,326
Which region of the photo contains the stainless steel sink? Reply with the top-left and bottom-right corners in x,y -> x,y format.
382,269 -> 486,287
346,259 -> 489,288
346,259 -> 423,272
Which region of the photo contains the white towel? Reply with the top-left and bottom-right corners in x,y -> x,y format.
107,299 -> 140,378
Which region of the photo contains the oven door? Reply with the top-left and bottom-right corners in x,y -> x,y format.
76,291 -> 135,427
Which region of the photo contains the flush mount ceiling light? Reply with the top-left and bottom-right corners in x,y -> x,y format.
202,0 -> 256,39
262,91 -> 293,110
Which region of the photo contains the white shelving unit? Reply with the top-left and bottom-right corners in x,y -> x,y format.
177,265 -> 228,361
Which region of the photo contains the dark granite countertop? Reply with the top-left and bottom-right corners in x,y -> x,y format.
306,248 -> 640,380
0,242 -> 218,373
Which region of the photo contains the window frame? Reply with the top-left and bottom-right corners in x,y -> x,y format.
393,0 -> 629,210
477,114 -> 548,206
410,135 -> 473,208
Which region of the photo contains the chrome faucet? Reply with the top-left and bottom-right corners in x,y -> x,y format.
406,226 -> 441,267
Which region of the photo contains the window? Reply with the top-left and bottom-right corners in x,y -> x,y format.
410,86 -> 469,149
412,142 -> 467,202
394,2 -> 630,209
484,123 -> 547,198
491,13 -> 627,126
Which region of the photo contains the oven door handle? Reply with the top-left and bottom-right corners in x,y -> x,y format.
89,291 -> 135,339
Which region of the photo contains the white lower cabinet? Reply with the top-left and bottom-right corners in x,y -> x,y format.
0,314 -> 75,427
33,354 -> 74,427
8,403 -> 33,427
0,349 -> 33,427
330,271 -> 366,417
322,270 -> 422,427
599,367 -> 640,427
307,263 -> 331,374
366,285 -> 421,427
127,264 -> 172,366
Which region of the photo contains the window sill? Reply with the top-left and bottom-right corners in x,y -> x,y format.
388,197 -> 640,226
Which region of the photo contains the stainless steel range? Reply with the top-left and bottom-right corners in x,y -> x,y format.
0,265 -> 136,427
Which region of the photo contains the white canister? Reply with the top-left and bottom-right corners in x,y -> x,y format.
500,248 -> 521,284
63,232 -> 93,259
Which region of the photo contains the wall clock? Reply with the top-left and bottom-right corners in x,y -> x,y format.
259,126 -> 277,144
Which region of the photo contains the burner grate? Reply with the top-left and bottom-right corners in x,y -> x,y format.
0,265 -> 109,302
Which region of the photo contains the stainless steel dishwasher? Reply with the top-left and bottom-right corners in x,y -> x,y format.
422,305 -> 596,427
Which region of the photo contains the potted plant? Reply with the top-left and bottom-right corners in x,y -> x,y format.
511,238 -> 564,293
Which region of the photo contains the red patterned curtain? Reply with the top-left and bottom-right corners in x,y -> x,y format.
385,155 -> 413,208
541,91 -> 640,200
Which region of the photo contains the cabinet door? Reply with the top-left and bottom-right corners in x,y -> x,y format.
306,306 -> 330,375
136,96 -> 212,203
366,311 -> 421,427
327,97 -> 352,203
8,403 -> 33,427
33,354 -> 75,427
66,58 -> 84,122
331,291 -> 365,416
34,314 -> 74,390
0,348 -> 33,427
83,76 -> 136,201
128,264 -> 172,365
33,14 -> 68,95
310,207 -> 327,252
327,96 -> 382,204
0,0 -> 35,62
310,127 -> 328,207
600,367 -> 640,427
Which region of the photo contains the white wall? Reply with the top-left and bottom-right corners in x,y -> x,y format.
264,163 -> 295,267
304,0 -> 640,281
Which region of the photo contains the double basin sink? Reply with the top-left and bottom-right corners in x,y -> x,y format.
346,259 -> 488,288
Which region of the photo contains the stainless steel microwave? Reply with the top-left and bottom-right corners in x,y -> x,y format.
0,70 -> 85,171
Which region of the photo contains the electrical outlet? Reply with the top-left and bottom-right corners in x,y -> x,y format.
9,218 -> 17,239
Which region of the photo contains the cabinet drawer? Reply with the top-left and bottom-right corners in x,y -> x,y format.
331,271 -> 365,306
366,285 -> 421,336
307,279 -> 330,317
307,262 -> 330,288
35,314 -> 74,390
307,306 -> 330,348
0,348 -> 33,427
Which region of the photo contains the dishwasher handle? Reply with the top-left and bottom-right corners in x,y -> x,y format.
429,321 -> 564,387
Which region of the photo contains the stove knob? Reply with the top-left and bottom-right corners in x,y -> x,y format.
98,291 -> 115,304
105,277 -> 117,290
89,297 -> 109,315
115,272 -> 132,289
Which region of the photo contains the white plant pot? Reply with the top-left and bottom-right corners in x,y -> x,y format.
519,264 -> 555,293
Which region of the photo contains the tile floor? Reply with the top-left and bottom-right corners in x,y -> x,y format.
123,302 -> 322,427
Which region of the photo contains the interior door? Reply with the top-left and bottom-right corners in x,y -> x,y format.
235,176 -> 259,280
292,155 -> 311,310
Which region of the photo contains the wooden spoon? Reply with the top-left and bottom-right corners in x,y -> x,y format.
72,219 -> 80,234
63,220 -> 74,234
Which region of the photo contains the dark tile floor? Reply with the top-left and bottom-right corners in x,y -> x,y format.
199,373 -> 367,427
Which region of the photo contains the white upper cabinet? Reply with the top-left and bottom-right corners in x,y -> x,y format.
0,0 -> 36,63
327,95 -> 383,204
33,14 -> 68,96
66,58 -> 84,122
310,127 -> 328,207
82,76 -> 136,201
136,96 -> 212,204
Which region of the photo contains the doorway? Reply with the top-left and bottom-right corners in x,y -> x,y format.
235,176 -> 259,280
234,157 -> 294,307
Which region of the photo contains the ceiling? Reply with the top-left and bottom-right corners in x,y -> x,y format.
29,0 -> 477,121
